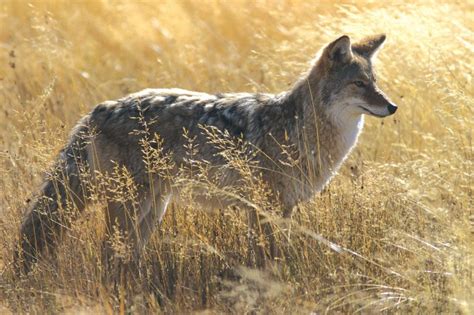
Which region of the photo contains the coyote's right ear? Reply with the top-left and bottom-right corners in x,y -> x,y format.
352,34 -> 386,58
326,35 -> 352,64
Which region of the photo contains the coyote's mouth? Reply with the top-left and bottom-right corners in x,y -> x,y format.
358,106 -> 386,118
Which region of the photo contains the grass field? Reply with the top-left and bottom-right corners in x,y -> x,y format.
0,0 -> 473,313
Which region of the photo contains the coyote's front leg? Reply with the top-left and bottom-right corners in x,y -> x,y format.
246,207 -> 287,269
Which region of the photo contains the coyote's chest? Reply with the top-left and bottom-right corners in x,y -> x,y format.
301,115 -> 364,197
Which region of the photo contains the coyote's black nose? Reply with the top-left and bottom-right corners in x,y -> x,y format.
387,104 -> 398,114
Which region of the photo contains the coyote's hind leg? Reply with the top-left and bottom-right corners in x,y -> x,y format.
101,185 -> 172,273
101,188 -> 151,274
136,192 -> 172,250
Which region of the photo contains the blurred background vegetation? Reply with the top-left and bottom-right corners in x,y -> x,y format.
0,0 -> 472,313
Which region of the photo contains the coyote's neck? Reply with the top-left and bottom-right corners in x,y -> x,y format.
283,79 -> 364,193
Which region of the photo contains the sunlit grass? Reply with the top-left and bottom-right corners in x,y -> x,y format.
0,0 -> 472,313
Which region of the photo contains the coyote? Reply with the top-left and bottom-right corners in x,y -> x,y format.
16,34 -> 397,272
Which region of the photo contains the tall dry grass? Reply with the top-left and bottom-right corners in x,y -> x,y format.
0,0 -> 472,313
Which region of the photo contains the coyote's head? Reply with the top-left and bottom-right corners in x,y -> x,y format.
314,34 -> 397,119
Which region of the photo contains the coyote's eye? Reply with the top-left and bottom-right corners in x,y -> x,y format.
353,81 -> 366,88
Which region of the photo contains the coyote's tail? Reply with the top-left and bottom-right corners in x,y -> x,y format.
15,118 -> 91,274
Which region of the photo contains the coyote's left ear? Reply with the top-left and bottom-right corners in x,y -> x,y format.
326,35 -> 353,64
352,34 -> 386,58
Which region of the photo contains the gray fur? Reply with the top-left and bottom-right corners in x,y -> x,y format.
16,34 -> 397,272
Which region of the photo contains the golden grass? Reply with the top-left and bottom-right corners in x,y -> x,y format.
0,0 -> 472,313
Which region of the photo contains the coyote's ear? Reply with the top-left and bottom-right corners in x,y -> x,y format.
326,35 -> 352,64
352,34 -> 386,58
